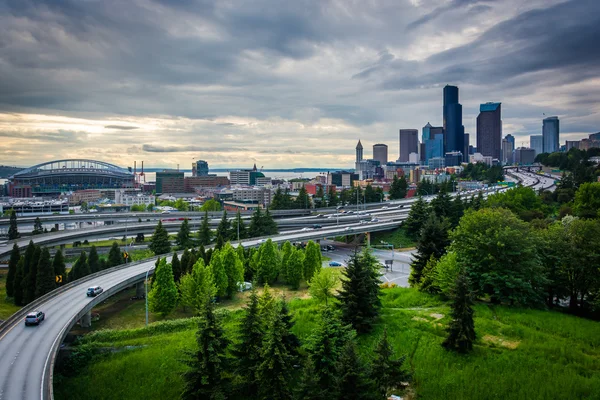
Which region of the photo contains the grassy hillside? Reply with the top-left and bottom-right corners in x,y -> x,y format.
0,270 -> 21,320
54,287 -> 600,400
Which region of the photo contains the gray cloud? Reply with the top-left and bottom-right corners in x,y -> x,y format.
105,125 -> 139,130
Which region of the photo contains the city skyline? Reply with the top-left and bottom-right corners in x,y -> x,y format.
1,0 -> 599,169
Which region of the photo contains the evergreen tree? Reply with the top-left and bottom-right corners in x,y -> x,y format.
107,242 -> 122,267
409,214 -> 450,286
295,186 -> 311,209
337,249 -> 382,333
171,252 -> 182,283
232,210 -> 247,241
389,175 -> 408,200
88,245 -> 100,273
35,248 -> 56,298
176,218 -> 192,248
296,358 -> 321,400
209,249 -> 229,298
328,186 -> 339,207
248,207 -> 264,237
430,189 -> 453,220
258,284 -> 276,322
180,249 -> 191,276
371,328 -> 410,398
148,258 -> 178,316
6,243 -> 20,298
404,196 -> 430,239
149,220 -> 171,255
255,300 -> 299,400
270,187 -> 286,210
32,216 -> 44,235
69,251 -> 89,282
305,307 -> 352,398
280,241 -> 293,282
181,301 -> 230,400
442,272 -> 476,353
303,241 -> 322,282
236,244 -> 245,269
53,249 -> 66,285
256,239 -> 281,285
232,287 -> 263,398
221,243 -> 245,298
450,193 -> 465,228
216,211 -> 230,242
204,248 -> 213,266
198,210 -> 212,246
179,258 -> 216,313
13,257 -> 25,306
24,245 -> 41,303
215,234 -> 225,250
8,209 -> 19,240
308,268 -> 339,305
337,341 -> 378,400
262,208 -> 278,235
286,247 -> 304,290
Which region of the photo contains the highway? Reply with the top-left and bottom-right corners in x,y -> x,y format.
0,178 -> 547,400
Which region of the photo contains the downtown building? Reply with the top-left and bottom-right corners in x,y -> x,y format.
530,135 -> 543,156
422,123 -> 444,164
501,134 -> 515,165
399,129 -> 418,162
542,116 -> 560,154
443,85 -> 465,162
514,147 -> 536,165
476,102 -> 502,161
372,144 -> 388,165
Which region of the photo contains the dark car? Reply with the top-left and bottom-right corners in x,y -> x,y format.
25,311 -> 45,326
326,245 -> 335,251
313,224 -> 322,229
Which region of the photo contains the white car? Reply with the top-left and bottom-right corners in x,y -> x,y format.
301,227 -> 311,231
257,239 -> 266,243
382,206 -> 388,209
344,227 -> 352,231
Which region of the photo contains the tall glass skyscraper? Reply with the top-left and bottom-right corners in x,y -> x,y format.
530,135 -> 543,156
443,85 -> 465,161
542,116 -> 560,154
476,102 -> 502,160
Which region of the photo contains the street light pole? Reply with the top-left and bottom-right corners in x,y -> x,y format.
145,262 -> 154,326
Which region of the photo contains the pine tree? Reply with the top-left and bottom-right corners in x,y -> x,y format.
216,211 -> 230,242
256,239 -> 281,285
258,284 -> 276,323
286,247 -> 304,290
6,243 -> 20,298
404,196 -> 430,239
305,307 -> 352,398
108,242 -> 122,267
69,251 -> 89,282
389,175 -> 408,200
371,328 -> 410,398
303,241 -> 322,282
450,193 -> 465,228
262,208 -> 278,235
215,234 -> 225,250
148,258 -> 178,316
181,301 -> 230,400
409,214 -> 450,286
295,186 -> 311,209
431,189 -> 453,220
232,210 -> 247,241
8,209 -> 19,240
279,241 -> 293,282
337,249 -> 382,333
149,220 -> 171,255
232,286 -> 262,398
221,243 -> 244,298
88,245 -> 100,273
35,248 -> 56,298
209,249 -> 228,298
176,218 -> 192,248
13,257 -> 25,306
24,245 -> 41,304
53,249 -> 66,285
32,216 -> 44,235
179,258 -> 216,313
255,300 -> 299,400
248,207 -> 264,238
166,253 -> 179,283
198,210 -> 212,246
442,272 -> 476,353
328,186 -> 339,207
337,341 -> 378,400
296,358 -> 321,400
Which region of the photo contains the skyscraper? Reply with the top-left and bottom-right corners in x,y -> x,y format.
542,116 -> 560,154
443,85 -> 465,161
476,102 -> 502,160
399,129 -> 418,162
372,144 -> 388,166
422,123 -> 444,163
464,133 -> 470,162
355,140 -> 363,162
502,134 -> 515,165
192,160 -> 209,177
530,135 -> 543,156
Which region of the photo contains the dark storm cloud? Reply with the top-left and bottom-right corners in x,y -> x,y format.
407,0 -> 496,30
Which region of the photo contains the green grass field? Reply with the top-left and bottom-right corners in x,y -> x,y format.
0,269 -> 21,320
54,287 -> 600,400
369,226 -> 416,250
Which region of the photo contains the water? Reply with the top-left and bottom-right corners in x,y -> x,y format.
142,170 -> 331,182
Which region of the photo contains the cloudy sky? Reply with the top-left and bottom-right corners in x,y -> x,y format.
1,0 -> 599,169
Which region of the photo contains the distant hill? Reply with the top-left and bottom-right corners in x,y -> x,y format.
0,166 -> 22,178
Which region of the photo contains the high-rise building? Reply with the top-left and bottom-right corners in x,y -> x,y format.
355,140 -> 363,163
373,144 -> 388,166
422,123 -> 444,163
444,151 -> 463,167
464,133 -> 470,162
192,160 -> 209,177
530,135 -> 543,156
156,170 -> 184,194
565,141 -> 580,151
399,129 -> 418,162
502,134 -> 515,165
542,116 -> 560,154
443,85 -> 465,161
476,102 -> 502,160
514,147 -> 536,165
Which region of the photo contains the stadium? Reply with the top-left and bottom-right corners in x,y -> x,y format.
8,159 -> 134,197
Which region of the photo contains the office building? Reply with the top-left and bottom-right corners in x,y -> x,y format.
355,140 -> 363,162
565,141 -> 580,151
355,159 -> 380,180
464,133 -> 470,163
530,135 -> 543,156
422,123 -> 444,163
444,151 -> 463,167
184,176 -> 230,192
514,147 -> 536,165
192,160 -> 209,177
156,170 -> 184,195
373,144 -> 388,166
476,102 -> 502,160
399,129 -> 418,162
428,157 -> 445,170
328,171 -> 358,187
542,116 -> 560,154
230,170 -> 250,185
502,134 -> 515,165
443,85 -> 465,161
